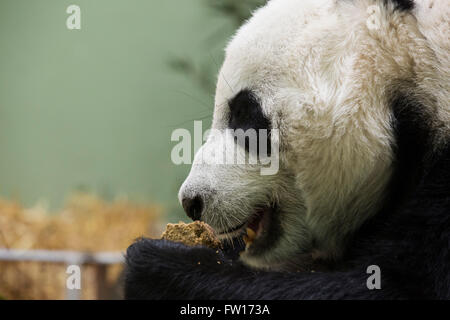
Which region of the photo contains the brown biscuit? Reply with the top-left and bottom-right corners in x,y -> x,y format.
161,221 -> 221,249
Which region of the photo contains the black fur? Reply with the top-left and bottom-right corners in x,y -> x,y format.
124,85 -> 449,299
228,89 -> 271,155
385,0 -> 415,11
376,90 -> 433,222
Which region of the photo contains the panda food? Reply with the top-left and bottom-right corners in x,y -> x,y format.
161,221 -> 222,249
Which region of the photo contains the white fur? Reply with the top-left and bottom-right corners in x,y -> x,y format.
179,0 -> 450,270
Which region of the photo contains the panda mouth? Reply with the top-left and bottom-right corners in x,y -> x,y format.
217,205 -> 274,250
242,209 -> 268,248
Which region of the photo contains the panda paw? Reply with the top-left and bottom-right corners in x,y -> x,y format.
126,237 -> 230,269
124,238 -> 237,299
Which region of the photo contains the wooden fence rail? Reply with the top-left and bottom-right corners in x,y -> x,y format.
0,248 -> 125,300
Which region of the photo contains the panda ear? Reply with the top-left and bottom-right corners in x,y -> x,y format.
387,0 -> 415,11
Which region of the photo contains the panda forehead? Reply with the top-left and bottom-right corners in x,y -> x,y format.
224,0 -> 415,62
218,1 -> 343,91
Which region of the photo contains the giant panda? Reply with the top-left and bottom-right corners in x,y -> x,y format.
125,0 -> 449,299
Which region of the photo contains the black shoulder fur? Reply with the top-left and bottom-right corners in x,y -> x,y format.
387,0 -> 415,11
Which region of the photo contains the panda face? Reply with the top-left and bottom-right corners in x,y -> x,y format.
179,0 -> 443,270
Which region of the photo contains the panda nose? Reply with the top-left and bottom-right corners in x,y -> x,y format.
182,195 -> 203,221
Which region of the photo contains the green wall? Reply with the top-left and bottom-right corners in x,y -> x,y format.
0,0 -> 233,219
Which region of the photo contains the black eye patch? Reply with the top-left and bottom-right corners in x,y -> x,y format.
228,89 -> 271,155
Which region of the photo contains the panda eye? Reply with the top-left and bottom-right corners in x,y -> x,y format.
228,89 -> 271,155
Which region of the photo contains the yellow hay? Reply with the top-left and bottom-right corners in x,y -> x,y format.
0,193 -> 162,299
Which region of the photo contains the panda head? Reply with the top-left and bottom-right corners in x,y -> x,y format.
179,0 -> 449,270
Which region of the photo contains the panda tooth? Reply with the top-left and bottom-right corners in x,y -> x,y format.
246,228 -> 256,240
243,234 -> 254,250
